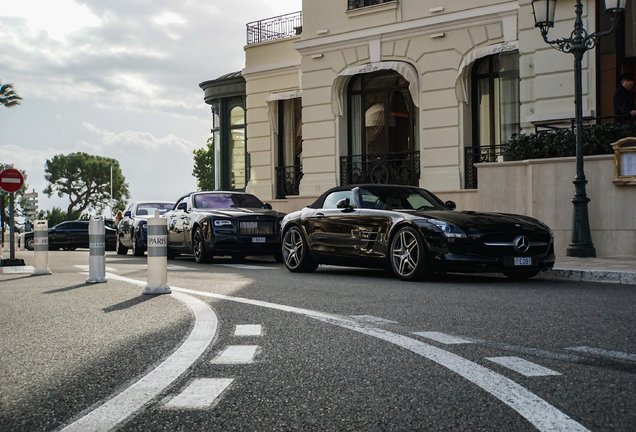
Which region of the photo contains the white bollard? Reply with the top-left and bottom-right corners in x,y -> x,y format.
86,217 -> 107,283
144,209 -> 171,295
32,220 -> 52,275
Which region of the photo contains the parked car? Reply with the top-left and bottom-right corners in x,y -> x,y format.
116,201 -> 174,256
165,191 -> 285,263
281,184 -> 555,281
23,220 -> 117,251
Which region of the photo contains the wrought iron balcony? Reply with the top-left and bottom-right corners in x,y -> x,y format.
348,0 -> 397,10
247,12 -> 303,45
340,151 -> 420,186
275,165 -> 303,199
464,145 -> 508,189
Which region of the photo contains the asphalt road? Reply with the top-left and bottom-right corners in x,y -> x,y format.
1,250 -> 635,431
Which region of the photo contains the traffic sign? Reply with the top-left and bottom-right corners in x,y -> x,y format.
0,168 -> 24,193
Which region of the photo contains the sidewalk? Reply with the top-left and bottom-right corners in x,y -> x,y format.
536,256 -> 636,285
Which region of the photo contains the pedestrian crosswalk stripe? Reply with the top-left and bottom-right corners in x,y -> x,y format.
234,324 -> 262,336
1,265 -> 35,274
163,378 -> 233,409
485,356 -> 561,377
211,345 -> 259,364
413,331 -> 473,345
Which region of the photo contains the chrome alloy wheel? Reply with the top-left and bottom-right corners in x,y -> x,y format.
391,227 -> 422,279
283,228 -> 303,270
193,229 -> 204,261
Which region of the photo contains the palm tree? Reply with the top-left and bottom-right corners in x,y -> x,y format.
0,81 -> 22,109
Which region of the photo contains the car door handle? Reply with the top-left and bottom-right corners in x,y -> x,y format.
315,213 -> 325,219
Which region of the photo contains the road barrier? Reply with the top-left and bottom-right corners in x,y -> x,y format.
86,217 -> 107,283
144,209 -> 171,295
32,220 -> 52,275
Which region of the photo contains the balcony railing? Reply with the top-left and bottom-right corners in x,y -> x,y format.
275,165 -> 303,199
340,151 -> 420,186
348,0 -> 397,10
247,12 -> 302,45
464,145 -> 508,189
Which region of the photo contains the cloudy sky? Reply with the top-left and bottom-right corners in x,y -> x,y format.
0,0 -> 301,216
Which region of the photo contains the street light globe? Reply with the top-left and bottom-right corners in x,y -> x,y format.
605,0 -> 627,13
532,0 -> 557,29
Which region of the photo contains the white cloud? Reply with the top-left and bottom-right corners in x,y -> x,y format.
83,123 -> 199,154
154,12 -> 186,26
2,0 -> 102,41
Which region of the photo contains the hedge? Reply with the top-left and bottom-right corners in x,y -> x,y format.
504,121 -> 636,161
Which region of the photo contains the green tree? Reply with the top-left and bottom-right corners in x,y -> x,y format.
43,207 -> 69,228
44,152 -> 130,217
192,136 -> 215,191
0,81 -> 22,109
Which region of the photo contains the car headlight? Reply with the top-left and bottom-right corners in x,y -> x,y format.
214,219 -> 233,227
427,219 -> 467,238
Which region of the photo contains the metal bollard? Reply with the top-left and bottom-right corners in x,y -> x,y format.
86,217 -> 107,283
144,209 -> 171,295
32,220 -> 52,275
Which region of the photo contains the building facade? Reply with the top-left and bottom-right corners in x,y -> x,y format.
199,0 -> 636,215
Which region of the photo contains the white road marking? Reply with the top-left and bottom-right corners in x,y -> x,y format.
169,285 -> 589,432
469,339 -> 587,362
565,346 -> 636,362
486,357 -> 562,377
216,263 -> 278,270
93,272 -> 590,432
61,273 -> 218,432
1,265 -> 35,274
167,264 -> 199,271
413,331 -> 473,345
74,265 -> 119,272
163,378 -> 233,409
234,324 -> 262,336
211,345 -> 259,364
349,315 -> 398,325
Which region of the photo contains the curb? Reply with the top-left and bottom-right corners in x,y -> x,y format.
537,269 -> 636,285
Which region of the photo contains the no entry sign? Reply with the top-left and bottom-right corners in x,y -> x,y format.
0,168 -> 24,193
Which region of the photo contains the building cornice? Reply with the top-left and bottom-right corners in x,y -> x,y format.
294,2 -> 519,55
242,59 -> 302,79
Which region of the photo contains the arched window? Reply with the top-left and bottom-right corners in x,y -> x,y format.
344,70 -> 418,185
466,51 -> 519,189
228,104 -> 246,190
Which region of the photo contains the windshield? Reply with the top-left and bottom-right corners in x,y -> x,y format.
358,186 -> 448,211
193,193 -> 265,209
136,203 -> 172,216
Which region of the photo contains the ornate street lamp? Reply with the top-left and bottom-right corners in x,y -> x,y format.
531,0 -> 627,257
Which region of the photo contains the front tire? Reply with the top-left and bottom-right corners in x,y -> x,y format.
25,237 -> 34,251
193,227 -> 211,264
282,226 -> 318,272
390,226 -> 431,281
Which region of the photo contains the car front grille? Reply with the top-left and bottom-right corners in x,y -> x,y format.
448,232 -> 552,258
239,221 -> 274,235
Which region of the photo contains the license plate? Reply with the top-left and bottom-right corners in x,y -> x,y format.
514,257 -> 532,266
252,237 -> 266,243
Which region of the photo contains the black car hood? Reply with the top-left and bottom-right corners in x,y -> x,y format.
409,210 -> 548,233
197,208 -> 281,218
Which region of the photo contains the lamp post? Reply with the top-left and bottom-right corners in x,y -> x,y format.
531,0 -> 626,257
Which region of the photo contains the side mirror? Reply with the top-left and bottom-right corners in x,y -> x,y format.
264,203 -> 273,210
336,198 -> 355,211
124,211 -> 132,217
445,200 -> 457,211
177,202 -> 188,211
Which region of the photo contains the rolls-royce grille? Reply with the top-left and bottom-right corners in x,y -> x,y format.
239,221 -> 274,235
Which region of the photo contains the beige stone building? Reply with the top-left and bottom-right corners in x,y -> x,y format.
199,0 -> 636,256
